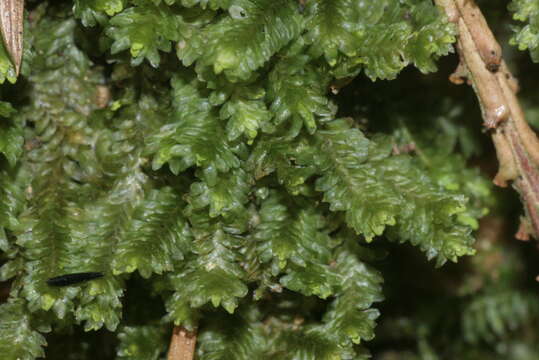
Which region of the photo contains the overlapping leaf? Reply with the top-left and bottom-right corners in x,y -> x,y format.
179,0 -> 303,81
310,120 -> 475,265
0,101 -> 22,166
116,325 -> 168,360
509,0 -> 539,62
0,301 -> 47,360
147,75 -> 240,174
12,18 -> 109,324
304,0 -> 455,80
74,0 -> 125,27
267,41 -> 336,137
188,167 -> 251,218
166,214 -> 248,329
106,0 -> 200,67
112,187 -> 192,278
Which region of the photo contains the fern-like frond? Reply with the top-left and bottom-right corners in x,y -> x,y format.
219,87 -> 273,142
267,41 -> 336,137
0,101 -> 22,166
106,0 -> 196,67
188,167 -> 251,218
116,324 -> 168,360
112,187 -> 192,279
197,308 -> 268,359
166,213 -> 248,329
509,0 -> 539,62
179,0 -> 303,81
304,0 -> 455,80
73,0 -> 125,27
147,75 -> 240,174
311,120 -> 475,265
462,291 -> 539,343
0,301 -> 47,360
12,17 -> 108,323
321,236 -> 383,347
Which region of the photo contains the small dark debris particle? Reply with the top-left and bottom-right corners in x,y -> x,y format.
47,272 -> 104,286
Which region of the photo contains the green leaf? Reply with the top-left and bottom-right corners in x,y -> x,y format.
147,75 -> 239,174
9,17 -> 126,331
0,100 -> 16,118
462,291 -> 539,343
322,237 -> 383,346
197,308 -> 268,359
106,1 -> 192,67
304,0 -> 455,80
0,40 -> 18,84
188,167 -> 251,218
509,0 -> 539,62
272,328 -> 368,360
254,193 -> 332,268
180,0 -> 303,81
247,136 -> 318,195
178,0 -> 232,9
166,219 -> 248,328
251,192 -> 339,298
0,168 -> 26,235
0,110 -> 24,166
112,187 -> 193,278
219,87 -> 273,142
74,0 -> 125,27
267,42 -> 336,137
392,119 -> 492,231
312,120 -> 475,265
0,301 -> 47,360
116,325 -> 168,360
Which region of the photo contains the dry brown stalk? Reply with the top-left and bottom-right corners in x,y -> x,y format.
0,0 -> 24,75
434,0 -> 539,239
167,326 -> 197,360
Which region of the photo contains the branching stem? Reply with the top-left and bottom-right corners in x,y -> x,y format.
434,0 -> 539,239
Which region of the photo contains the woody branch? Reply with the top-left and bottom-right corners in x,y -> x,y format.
434,0 -> 539,240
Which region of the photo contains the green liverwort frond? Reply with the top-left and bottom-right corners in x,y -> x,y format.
196,308 -> 268,359
304,0 -> 455,80
12,17 -> 109,325
147,75 -> 240,174
73,0 -> 125,27
462,291 -> 539,344
219,86 -> 273,142
0,301 -> 47,360
187,167 -> 251,218
321,236 -> 383,347
0,0 -> 506,358
179,0 -> 303,81
111,186 -> 192,278
267,41 -> 336,137
509,0 -> 539,62
311,120 -> 475,265
0,101 -> 22,166
106,0 -> 193,67
166,212 -> 248,329
0,41 -> 18,84
116,325 -> 168,360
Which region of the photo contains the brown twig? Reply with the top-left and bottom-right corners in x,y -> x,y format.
434,0 -> 539,239
0,0 -> 24,75
167,326 -> 197,360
